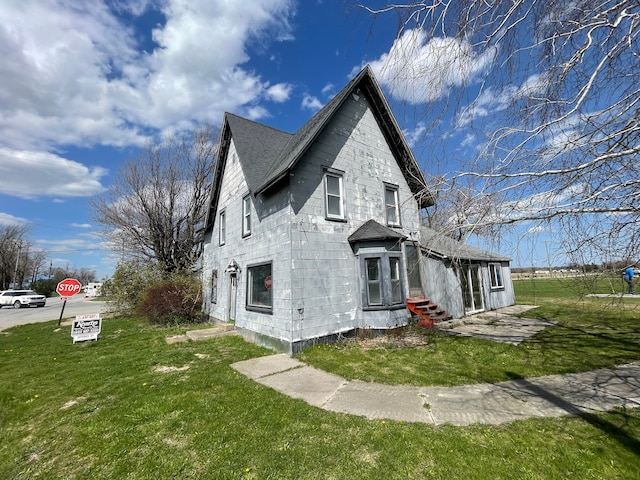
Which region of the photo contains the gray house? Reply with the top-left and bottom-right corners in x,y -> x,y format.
202,66 -> 514,353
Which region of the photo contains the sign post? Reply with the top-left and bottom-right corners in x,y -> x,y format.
56,278 -> 82,326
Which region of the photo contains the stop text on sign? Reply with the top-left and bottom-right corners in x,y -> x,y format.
56,278 -> 82,298
58,284 -> 81,292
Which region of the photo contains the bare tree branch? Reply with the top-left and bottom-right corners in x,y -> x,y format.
359,1 -> 640,262
90,124 -> 218,273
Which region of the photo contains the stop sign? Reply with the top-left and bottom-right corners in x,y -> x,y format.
56,278 -> 82,299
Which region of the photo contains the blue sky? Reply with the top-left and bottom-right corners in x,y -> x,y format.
0,0 -> 553,280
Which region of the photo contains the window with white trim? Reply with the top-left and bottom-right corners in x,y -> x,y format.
246,262 -> 272,313
489,263 -> 504,289
219,210 -> 226,245
361,253 -> 405,309
324,171 -> 345,220
384,184 -> 400,226
242,194 -> 251,237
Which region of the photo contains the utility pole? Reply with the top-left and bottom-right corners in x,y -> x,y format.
12,241 -> 22,288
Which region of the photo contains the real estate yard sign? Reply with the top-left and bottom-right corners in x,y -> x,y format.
72,313 -> 101,343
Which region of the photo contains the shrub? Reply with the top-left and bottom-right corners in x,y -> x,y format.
137,276 -> 202,326
101,260 -> 165,317
30,278 -> 57,298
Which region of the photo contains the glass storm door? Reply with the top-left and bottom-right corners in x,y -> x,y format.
461,264 -> 484,314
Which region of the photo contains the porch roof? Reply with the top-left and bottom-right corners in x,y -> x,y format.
420,226 -> 511,262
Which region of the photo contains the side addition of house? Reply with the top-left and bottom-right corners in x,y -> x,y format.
201,65 -> 515,353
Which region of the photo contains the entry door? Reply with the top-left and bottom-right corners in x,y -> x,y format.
461,264 -> 484,314
227,273 -> 237,322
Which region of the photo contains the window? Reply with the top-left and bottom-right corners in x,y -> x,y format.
219,210 -> 226,245
385,184 -> 400,226
389,257 -> 402,304
360,253 -> 405,309
324,171 -> 344,220
489,263 -> 504,289
247,262 -> 272,313
242,195 -> 251,237
211,270 -> 218,304
366,258 -> 382,305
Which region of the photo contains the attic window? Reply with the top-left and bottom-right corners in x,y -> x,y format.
242,194 -> 252,237
219,210 -> 226,245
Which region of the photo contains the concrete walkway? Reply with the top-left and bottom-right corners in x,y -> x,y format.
437,305 -> 556,345
231,355 -> 640,425
185,306 -> 640,425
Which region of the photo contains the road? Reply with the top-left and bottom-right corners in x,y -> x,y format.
0,296 -> 107,332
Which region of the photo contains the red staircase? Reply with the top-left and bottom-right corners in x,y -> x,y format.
406,297 -> 451,328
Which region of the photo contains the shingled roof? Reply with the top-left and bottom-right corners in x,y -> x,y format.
256,65 -> 434,208
205,66 -> 435,232
420,226 -> 511,262
224,113 -> 292,194
348,219 -> 407,243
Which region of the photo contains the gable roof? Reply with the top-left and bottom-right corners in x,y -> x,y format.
205,66 -> 435,232
255,65 -> 434,209
420,226 -> 511,262
204,114 -> 291,231
225,113 -> 292,194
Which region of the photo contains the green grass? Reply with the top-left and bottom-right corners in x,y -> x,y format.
1,281 -> 640,478
514,275 -> 638,300
298,279 -> 640,387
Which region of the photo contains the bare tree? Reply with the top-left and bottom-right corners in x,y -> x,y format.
359,1 -> 640,262
91,124 -> 218,273
74,267 -> 97,286
25,249 -> 48,285
424,174 -> 500,241
0,224 -> 31,289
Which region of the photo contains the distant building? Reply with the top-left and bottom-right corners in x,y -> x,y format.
83,282 -> 103,298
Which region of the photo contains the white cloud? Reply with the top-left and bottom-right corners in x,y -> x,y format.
460,133 -> 477,148
71,223 -> 93,229
0,0 -> 296,152
246,106 -> 270,120
361,29 -> 496,104
496,184 -> 585,224
302,94 -> 323,111
0,147 -> 107,199
0,212 -> 29,226
402,122 -> 427,148
321,83 -> 335,96
265,83 -> 293,102
527,225 -> 546,235
456,74 -> 547,127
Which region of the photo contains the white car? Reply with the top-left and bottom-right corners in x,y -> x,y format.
0,290 -> 47,309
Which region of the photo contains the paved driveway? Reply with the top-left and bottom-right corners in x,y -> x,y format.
0,297 -> 107,332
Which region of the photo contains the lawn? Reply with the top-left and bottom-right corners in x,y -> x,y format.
298,278 -> 640,386
1,278 -> 639,479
